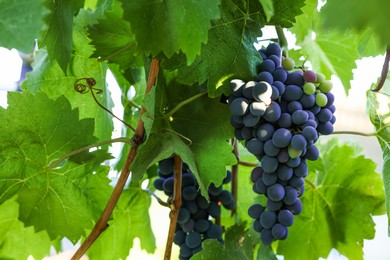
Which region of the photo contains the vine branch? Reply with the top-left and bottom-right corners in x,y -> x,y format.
332,130 -> 377,137
71,59 -> 160,260
372,45 -> 390,92
164,156 -> 182,260
47,137 -> 133,170
231,138 -> 239,216
145,188 -> 170,208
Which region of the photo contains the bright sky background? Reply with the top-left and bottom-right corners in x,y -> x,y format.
0,27 -> 389,259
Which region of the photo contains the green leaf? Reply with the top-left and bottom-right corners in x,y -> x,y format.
88,6 -> 141,69
289,0 -> 319,43
41,0 -> 85,72
259,0 -> 274,22
367,81 -> 390,232
88,188 -> 155,259
357,28 -> 387,58
0,0 -> 47,52
322,0 -> 390,46
0,197 -> 51,259
276,141 -> 385,260
192,223 -> 253,259
21,48 -> 113,143
120,0 -> 220,63
0,91 -> 113,241
177,0 -> 263,97
269,0 -> 305,28
298,31 -> 359,94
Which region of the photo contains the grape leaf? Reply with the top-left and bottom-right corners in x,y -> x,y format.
289,0 -> 319,43
0,91 -> 113,242
258,0 -> 274,22
21,49 -> 113,142
41,0 -> 85,72
367,81 -> 390,231
0,196 -> 51,259
0,0 -> 47,52
177,0 -> 263,97
134,75 -> 236,197
322,0 -> 390,46
87,188 -> 155,259
269,0 -> 305,28
192,223 -> 253,260
298,31 -> 359,94
276,141 -> 385,260
120,0 -> 220,64
88,5 -> 141,69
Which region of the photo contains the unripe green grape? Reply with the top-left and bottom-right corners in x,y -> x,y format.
282,57 -> 295,71
318,80 -> 333,93
303,82 -> 316,95
315,73 -> 325,84
288,145 -> 302,158
315,92 -> 328,107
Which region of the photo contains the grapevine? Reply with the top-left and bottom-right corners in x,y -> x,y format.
228,42 -> 336,244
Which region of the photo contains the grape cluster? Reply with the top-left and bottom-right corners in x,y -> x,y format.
228,43 -> 336,244
154,158 -> 234,259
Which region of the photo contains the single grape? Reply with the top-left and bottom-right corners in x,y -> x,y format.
253,219 -> 263,232
256,123 -> 275,141
258,59 -> 276,73
206,224 -> 223,239
317,108 -> 333,123
250,102 -> 267,116
266,43 -> 281,57
282,57 -> 295,70
273,81 -> 286,95
246,138 -> 264,157
286,157 -> 301,168
293,161 -> 308,178
277,149 -> 289,163
242,81 -> 257,99
241,127 -> 254,140
287,101 -> 303,113
273,68 -> 288,83
319,80 -> 333,93
271,85 -> 280,100
286,199 -> 302,215
303,82 -> 316,95
272,128 -> 292,148
291,134 -> 307,150
159,158 -> 174,176
253,81 -> 273,103
283,85 -> 303,102
268,55 -> 281,67
286,71 -> 305,86
243,113 -> 260,127
267,199 -> 283,211
183,186 -> 198,201
272,223 -> 288,239
315,73 -> 326,83
207,201 -> 221,218
264,140 -> 281,157
305,145 -> 319,160
181,219 -> 195,233
178,208 -> 191,224
230,97 -> 249,116
317,122 -> 334,135
276,164 -> 293,181
229,79 -> 245,96
261,155 -> 279,172
283,186 -> 298,205
248,204 -> 265,219
262,171 -> 278,186
292,110 -> 309,125
153,178 -> 164,190
230,116 -> 243,128
267,183 -> 285,201
315,92 -> 328,107
180,244 -> 193,258
174,230 -> 186,245
287,145 -> 302,159
303,70 -> 317,83
208,183 -> 222,196
251,166 -> 263,182
263,101 -> 281,122
302,126 -> 318,141
255,178 -> 268,194
278,209 -> 294,226
185,231 -> 202,249
260,211 -> 277,229
256,71 -> 274,84
261,229 -> 275,245
278,113 -> 292,128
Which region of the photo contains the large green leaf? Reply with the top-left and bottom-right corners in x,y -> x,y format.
322,0 -> 390,46
0,197 -> 51,259
88,5 -> 141,69
192,223 -> 253,260
367,79 -> 390,232
269,0 -> 305,28
276,141 -> 385,260
88,188 -> 155,259
0,0 -> 46,52
41,0 -> 85,72
0,91 -> 113,242
120,0 -> 220,64
289,0 -> 319,43
177,0 -> 263,97
133,74 -> 236,197
297,31 -> 359,94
